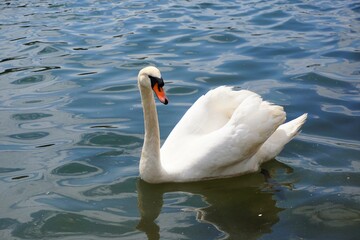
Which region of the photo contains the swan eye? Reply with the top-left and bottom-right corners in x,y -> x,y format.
149,76 -> 164,90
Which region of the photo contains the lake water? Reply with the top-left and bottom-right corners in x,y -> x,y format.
1,0 -> 359,239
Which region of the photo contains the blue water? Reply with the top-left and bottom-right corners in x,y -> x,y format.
1,0 -> 359,239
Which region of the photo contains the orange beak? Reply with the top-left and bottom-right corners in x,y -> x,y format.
152,83 -> 169,105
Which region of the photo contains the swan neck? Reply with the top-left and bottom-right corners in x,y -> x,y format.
139,86 -> 164,183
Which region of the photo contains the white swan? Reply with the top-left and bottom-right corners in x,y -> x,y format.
137,66 -> 307,183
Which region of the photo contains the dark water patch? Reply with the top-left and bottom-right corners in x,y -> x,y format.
32,66 -> 61,72
8,96 -> 67,109
0,66 -> 60,75
54,154 -> 136,187
96,150 -> 125,157
282,194 -> 360,240
3,172 -> 43,182
197,2 -> 217,10
73,47 -> 88,50
24,99 -> 42,104
11,210 -> 136,239
36,143 -> 55,148
296,3 -> 323,11
90,125 -> 117,129
0,218 -> 18,230
292,72 -> 357,89
48,3 -> 65,8
23,41 -> 47,46
189,33 -> 245,45
0,167 -> 24,173
272,18 -> 315,32
250,17 -> 281,26
348,2 -> 360,13
323,50 -> 360,62
113,32 -> 134,38
52,162 -> 99,176
158,12 -> 184,19
78,71 -> 97,76
0,218 -> 19,230
261,9 -> 289,19
351,70 -> 360,75
134,173 -> 282,240
209,33 -> 243,44
8,131 -> 49,140
79,132 -> 142,148
73,46 -> 101,51
22,40 -> 67,46
306,63 -> 321,68
0,56 -> 26,63
10,37 -> 27,41
11,75 -> 44,85
11,175 -> 29,180
0,67 -> 33,75
293,202 -> 360,227
38,46 -> 59,55
99,85 -> 137,92
12,112 -> 52,121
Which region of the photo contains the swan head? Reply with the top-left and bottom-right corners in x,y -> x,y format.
138,66 -> 169,105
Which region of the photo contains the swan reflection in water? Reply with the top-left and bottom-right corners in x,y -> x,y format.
3,161 -> 288,239
136,162 -> 288,240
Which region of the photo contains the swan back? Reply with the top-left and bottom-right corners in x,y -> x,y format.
160,87 -> 287,180
168,87 -> 258,136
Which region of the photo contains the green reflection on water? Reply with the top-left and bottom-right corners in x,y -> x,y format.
136,171 -> 282,240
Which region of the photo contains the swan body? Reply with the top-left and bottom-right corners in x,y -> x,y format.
138,66 -> 307,183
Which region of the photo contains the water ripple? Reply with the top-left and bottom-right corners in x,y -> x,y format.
0,0 -> 359,239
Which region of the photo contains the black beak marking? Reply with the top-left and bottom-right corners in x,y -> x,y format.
149,76 -> 165,90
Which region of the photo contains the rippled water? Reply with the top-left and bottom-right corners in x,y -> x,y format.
1,0 -> 359,239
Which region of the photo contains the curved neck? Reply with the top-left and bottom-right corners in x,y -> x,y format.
139,85 -> 164,183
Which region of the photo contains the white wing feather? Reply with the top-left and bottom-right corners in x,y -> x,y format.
160,87 -> 293,181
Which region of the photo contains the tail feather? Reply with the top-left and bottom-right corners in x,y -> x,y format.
278,113 -> 308,140
256,113 -> 308,164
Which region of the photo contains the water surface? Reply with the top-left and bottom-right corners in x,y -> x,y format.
0,0 -> 359,239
